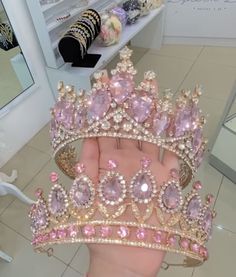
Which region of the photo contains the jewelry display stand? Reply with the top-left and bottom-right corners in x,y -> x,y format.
26,0 -> 166,93
0,170 -> 35,263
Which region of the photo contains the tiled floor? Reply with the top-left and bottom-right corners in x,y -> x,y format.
1,44 -> 236,277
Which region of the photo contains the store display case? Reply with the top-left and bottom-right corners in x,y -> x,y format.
209,81 -> 236,183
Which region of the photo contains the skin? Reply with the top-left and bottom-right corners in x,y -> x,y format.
79,136 -> 180,277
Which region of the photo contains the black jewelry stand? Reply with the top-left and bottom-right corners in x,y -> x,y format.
72,53 -> 101,67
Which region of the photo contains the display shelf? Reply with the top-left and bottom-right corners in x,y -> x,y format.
47,0 -> 121,32
26,0 -> 126,68
41,0 -> 63,13
59,6 -> 165,76
46,4 -> 166,95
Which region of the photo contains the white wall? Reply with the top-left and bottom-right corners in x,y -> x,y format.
0,0 -> 55,167
164,0 -> 236,46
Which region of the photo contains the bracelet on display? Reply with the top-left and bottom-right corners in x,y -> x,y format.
82,9 -> 101,24
56,12 -> 71,21
82,14 -> 100,34
80,18 -> 96,36
63,34 -> 86,58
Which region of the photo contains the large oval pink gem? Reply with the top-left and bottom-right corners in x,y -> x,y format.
87,89 -> 111,121
162,184 -> 181,210
202,208 -> 213,238
153,112 -> 170,136
54,100 -> 74,129
70,179 -> 91,207
192,128 -> 203,153
186,196 -> 201,221
49,188 -> 67,216
30,202 -> 48,232
130,93 -> 152,123
175,107 -> 192,137
110,73 -> 134,104
74,107 -> 86,129
132,173 -> 153,201
102,177 -> 123,202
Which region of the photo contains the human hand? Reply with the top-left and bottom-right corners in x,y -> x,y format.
79,136 -> 180,277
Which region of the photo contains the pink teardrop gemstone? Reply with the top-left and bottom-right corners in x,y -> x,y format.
102,177 -> 123,203
49,188 -> 67,215
87,89 -> 111,121
153,112 -> 170,136
130,93 -> 152,123
30,202 -> 48,231
54,100 -> 74,129
110,73 -> 134,104
191,103 -> 200,125
132,173 -> 153,201
192,128 -> 203,152
70,179 -> 92,207
175,107 -> 192,136
74,107 -> 86,129
186,196 -> 201,221
202,208 -> 213,238
195,147 -> 204,168
162,184 -> 181,210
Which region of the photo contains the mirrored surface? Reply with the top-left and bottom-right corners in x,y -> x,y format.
0,1 -> 34,109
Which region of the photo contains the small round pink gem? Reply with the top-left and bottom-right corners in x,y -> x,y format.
50,229 -> 57,240
206,194 -> 214,204
167,235 -> 177,246
100,226 -> 112,238
43,233 -> 49,242
68,225 -> 78,238
136,228 -> 147,240
57,229 -> 67,239
108,159 -> 118,170
83,225 -> 95,237
35,188 -> 43,198
199,246 -> 209,260
117,226 -> 130,239
193,181 -> 202,191
179,238 -> 190,250
50,172 -> 58,183
170,168 -> 179,179
153,231 -> 166,244
190,242 -> 200,253
141,157 -> 151,168
75,163 -> 85,175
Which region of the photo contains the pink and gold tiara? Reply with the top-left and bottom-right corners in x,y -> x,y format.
50,47 -> 206,188
29,46 -> 215,267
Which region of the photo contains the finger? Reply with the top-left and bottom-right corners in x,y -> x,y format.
162,149 -> 180,171
79,138 -> 99,183
142,141 -> 160,160
120,138 -> 139,149
98,137 -> 117,152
